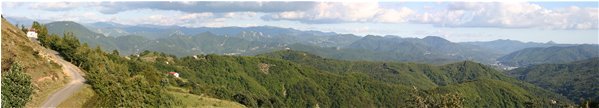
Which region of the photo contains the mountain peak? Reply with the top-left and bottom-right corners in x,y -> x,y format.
423,36 -> 445,40
423,36 -> 451,45
47,21 -> 86,28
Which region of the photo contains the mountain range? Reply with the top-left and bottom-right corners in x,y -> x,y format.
498,45 -> 599,67
5,18 -> 588,66
37,20 -> 590,65
462,39 -> 573,54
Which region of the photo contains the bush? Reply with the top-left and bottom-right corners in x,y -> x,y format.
1,62 -> 33,108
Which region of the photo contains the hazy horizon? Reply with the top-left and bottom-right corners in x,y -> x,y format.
2,1 -> 598,44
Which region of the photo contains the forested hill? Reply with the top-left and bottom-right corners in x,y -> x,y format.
37,27 -> 573,107
498,45 -> 599,67
508,58 -> 599,104
250,50 -> 572,107
461,39 -> 572,54
18,19 -> 586,107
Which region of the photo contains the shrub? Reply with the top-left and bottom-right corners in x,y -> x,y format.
1,62 -> 33,108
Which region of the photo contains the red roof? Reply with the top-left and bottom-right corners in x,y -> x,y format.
168,72 -> 177,74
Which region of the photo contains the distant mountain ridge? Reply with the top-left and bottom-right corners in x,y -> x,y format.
37,20 -> 588,65
342,35 -> 501,64
46,21 -> 290,56
498,45 -> 599,67
461,39 -> 574,54
508,58 -> 599,103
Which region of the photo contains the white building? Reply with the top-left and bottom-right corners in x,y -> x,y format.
26,28 -> 38,39
168,72 -> 180,78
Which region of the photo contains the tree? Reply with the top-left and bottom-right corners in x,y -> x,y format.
20,24 -> 27,33
406,86 -> 464,108
111,50 -> 120,56
1,62 -> 33,108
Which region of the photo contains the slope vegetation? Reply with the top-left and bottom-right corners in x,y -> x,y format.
1,17 -> 67,107
127,50 -> 571,107
508,58 -> 599,104
35,19 -> 580,107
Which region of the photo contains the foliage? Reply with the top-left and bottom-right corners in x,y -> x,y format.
406,86 -> 464,108
1,62 -> 34,108
508,58 -> 599,105
124,50 -> 571,107
38,31 -> 180,107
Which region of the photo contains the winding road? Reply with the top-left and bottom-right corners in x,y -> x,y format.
40,50 -> 86,107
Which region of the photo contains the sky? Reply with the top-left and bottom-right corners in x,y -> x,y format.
1,1 -> 598,44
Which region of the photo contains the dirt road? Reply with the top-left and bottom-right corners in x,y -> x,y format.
40,50 -> 86,107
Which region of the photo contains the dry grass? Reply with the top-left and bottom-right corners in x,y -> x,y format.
2,18 -> 69,107
258,63 -> 270,74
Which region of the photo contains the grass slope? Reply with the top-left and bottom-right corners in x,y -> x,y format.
1,17 -> 68,107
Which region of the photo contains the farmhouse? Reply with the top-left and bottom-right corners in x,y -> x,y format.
167,72 -> 179,78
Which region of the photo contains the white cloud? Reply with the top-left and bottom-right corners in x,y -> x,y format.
96,1 -> 317,14
372,7 -> 415,23
116,11 -> 257,27
30,2 -> 78,10
21,2 -> 104,11
262,2 -> 414,24
5,1 -> 596,30
179,12 -> 214,20
263,2 -> 597,30
413,2 -> 598,30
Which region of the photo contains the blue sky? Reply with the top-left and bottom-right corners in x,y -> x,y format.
1,1 -> 598,44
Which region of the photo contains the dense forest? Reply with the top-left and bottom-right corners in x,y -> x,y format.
125,49 -> 573,107
508,58 -> 599,105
